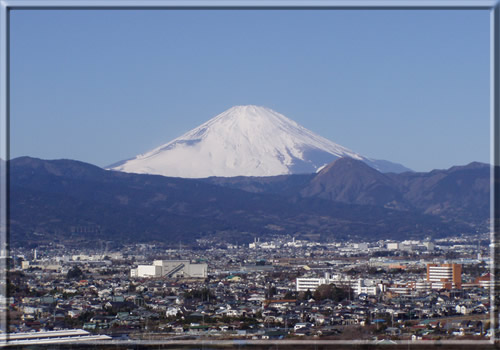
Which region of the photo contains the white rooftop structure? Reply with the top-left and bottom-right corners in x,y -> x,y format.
131,259 -> 207,278
0,329 -> 111,345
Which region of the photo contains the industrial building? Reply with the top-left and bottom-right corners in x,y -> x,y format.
130,259 -> 207,278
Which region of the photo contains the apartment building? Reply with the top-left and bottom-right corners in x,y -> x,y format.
426,263 -> 462,289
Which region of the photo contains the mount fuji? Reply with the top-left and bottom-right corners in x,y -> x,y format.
109,105 -> 411,178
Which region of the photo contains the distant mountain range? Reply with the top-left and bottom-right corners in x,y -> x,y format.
204,157 -> 491,227
9,156 -> 491,247
109,105 -> 411,178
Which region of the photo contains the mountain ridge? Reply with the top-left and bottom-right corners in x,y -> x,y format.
9,156 -> 489,247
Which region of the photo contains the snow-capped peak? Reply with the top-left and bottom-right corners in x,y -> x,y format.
109,105 -> 409,178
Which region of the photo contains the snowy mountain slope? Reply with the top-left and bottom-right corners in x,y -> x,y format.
109,105 -> 411,178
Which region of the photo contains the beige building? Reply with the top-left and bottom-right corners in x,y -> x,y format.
426,263 -> 462,289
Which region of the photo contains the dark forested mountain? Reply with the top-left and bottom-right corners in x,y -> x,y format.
205,158 -> 491,226
386,162 -> 491,224
300,157 -> 409,209
9,157 -> 489,247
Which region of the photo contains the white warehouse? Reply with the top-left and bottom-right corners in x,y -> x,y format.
131,259 -> 207,278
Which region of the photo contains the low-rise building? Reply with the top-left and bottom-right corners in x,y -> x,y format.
130,260 -> 207,278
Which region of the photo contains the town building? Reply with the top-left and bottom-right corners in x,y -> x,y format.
387,242 -> 399,250
1,329 -> 111,345
426,263 -> 462,289
130,259 -> 207,278
296,273 -> 380,296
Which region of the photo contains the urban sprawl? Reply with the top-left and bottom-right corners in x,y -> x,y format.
6,233 -> 493,343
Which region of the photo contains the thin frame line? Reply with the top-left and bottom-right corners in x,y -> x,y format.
491,0 -> 500,346
0,0 -> 8,345
1,0 -> 499,9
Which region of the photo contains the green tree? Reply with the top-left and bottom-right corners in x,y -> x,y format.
184,287 -> 214,301
66,266 -> 84,280
266,286 -> 277,299
313,284 -> 349,302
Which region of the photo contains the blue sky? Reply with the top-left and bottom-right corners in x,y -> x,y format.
10,9 -> 490,172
